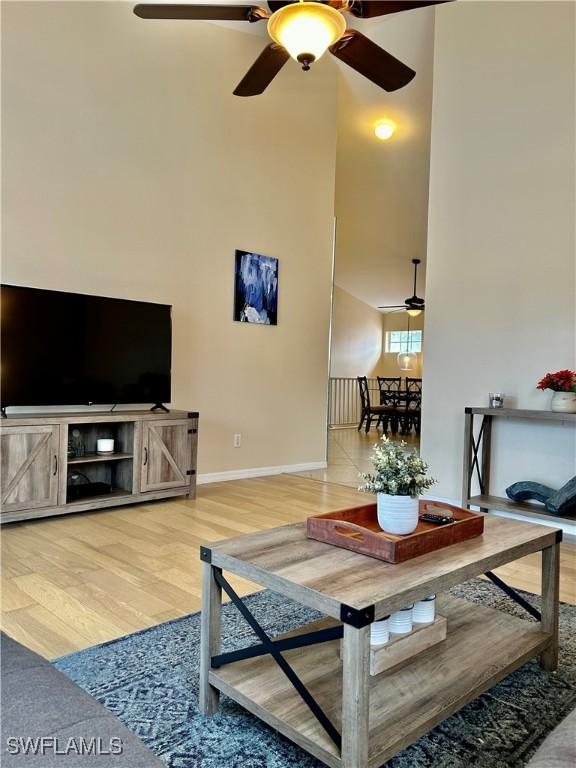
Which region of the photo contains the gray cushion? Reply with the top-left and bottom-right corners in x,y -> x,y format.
1,633 -> 163,768
527,707 -> 576,768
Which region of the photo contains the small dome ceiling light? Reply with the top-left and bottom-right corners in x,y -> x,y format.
374,119 -> 396,140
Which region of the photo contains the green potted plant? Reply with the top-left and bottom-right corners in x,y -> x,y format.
537,369 -> 576,413
359,436 -> 436,535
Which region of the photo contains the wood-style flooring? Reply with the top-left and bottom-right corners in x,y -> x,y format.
2,469 -> 574,660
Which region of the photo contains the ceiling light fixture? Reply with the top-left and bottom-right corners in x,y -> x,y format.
374,119 -> 396,140
406,307 -> 422,317
397,316 -> 417,372
267,1 -> 346,71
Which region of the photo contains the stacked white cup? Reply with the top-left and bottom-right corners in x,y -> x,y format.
388,604 -> 414,634
370,617 -> 390,646
413,595 -> 436,624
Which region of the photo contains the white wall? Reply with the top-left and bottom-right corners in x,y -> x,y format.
1,1 -> 338,476
330,285 -> 386,377
421,1 -> 575,502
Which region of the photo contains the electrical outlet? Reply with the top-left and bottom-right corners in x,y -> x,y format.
233,434 -> 241,448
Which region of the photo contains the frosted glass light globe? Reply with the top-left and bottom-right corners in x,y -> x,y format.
268,2 -> 346,66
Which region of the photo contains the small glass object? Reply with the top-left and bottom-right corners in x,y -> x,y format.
489,393 -> 505,409
69,428 -> 85,457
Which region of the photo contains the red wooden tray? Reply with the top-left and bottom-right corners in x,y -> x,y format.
306,500 -> 484,564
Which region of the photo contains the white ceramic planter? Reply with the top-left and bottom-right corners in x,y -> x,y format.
550,391 -> 576,413
377,494 -> 419,535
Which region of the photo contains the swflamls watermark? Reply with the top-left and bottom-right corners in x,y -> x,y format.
6,736 -> 124,756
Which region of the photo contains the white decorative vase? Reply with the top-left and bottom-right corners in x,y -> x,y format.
550,391 -> 576,413
376,494 -> 419,535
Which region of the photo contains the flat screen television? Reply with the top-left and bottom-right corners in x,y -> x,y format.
1,285 -> 172,407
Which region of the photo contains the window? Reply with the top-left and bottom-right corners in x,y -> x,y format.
385,330 -> 422,354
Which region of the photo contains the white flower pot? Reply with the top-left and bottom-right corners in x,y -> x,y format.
376,493 -> 419,535
550,391 -> 576,413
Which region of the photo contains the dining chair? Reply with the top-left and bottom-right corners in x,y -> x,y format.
406,377 -> 423,393
356,377 -> 396,434
377,377 -> 402,397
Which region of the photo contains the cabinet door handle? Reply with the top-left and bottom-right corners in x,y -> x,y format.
143,446 -> 148,466
53,454 -> 58,476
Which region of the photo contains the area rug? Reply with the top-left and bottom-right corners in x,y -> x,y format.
54,579 -> 576,768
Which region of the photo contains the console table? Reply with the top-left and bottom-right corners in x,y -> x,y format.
0,409 -> 198,523
198,516 -> 560,768
462,407 -> 576,523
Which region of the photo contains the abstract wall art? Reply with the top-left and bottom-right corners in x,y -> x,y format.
233,250 -> 279,325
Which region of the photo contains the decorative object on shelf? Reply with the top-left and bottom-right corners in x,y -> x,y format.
96,438 -> 115,455
69,428 -> 85,458
506,476 -> 576,518
370,617 -> 390,647
233,250 -> 278,326
413,595 -> 436,624
537,369 -> 576,413
359,436 -> 435,535
389,605 -> 414,634
488,392 -> 505,409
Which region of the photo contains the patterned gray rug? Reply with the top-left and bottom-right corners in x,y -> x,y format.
54,579 -> 576,768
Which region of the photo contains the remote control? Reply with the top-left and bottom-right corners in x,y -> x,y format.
419,513 -> 454,525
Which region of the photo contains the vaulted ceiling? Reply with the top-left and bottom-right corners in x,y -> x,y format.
171,0 -> 437,310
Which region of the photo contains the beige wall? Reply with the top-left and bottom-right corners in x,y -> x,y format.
330,285 -> 386,377
380,312 -> 424,379
333,8 -> 435,310
1,2 -> 338,476
421,1 -> 575,502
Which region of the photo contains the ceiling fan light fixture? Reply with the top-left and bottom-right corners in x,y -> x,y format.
268,1 -> 346,69
406,307 -> 422,317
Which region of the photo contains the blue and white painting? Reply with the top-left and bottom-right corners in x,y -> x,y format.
233,250 -> 279,325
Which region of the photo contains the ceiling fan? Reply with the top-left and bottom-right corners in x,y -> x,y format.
133,1 -> 452,97
379,258 -> 425,316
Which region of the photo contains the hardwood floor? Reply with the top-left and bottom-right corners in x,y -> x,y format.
1,473 -> 574,659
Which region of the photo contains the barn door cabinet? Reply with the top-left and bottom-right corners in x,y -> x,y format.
0,410 -> 198,524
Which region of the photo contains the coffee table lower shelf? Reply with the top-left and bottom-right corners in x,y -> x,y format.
209,595 -> 550,768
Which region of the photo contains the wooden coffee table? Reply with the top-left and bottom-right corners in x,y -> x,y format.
198,515 -> 561,768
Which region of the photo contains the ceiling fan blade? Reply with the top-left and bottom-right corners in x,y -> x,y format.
233,44 -> 290,97
378,305 -> 408,309
348,1 -> 452,19
267,0 -> 294,10
133,4 -> 269,22
330,31 -> 415,91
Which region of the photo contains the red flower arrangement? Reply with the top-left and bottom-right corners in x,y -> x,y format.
536,369 -> 576,392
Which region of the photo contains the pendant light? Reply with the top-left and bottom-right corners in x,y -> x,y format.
397,317 -> 417,372
267,0 -> 346,71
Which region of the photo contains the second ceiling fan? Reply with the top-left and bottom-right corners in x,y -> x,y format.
379,258 -> 425,316
134,1 -> 452,96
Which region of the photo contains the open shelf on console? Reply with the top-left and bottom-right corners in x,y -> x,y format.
66,456 -> 134,504
68,421 -> 134,456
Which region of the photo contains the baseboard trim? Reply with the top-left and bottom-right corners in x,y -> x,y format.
197,462 -> 328,485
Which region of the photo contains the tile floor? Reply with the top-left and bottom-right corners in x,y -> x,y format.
292,428 -> 420,488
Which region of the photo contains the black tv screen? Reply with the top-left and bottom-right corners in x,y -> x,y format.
1,285 -> 172,407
